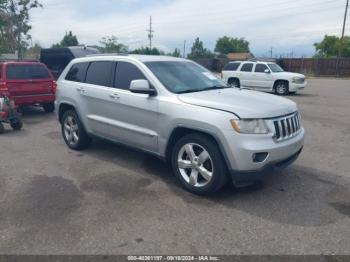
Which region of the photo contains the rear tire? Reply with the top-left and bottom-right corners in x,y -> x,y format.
61,110 -> 91,150
10,119 -> 23,130
43,102 -> 55,113
171,133 -> 228,195
228,78 -> 240,88
0,123 -> 4,134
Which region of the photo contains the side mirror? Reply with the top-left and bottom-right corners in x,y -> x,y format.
130,79 -> 156,96
264,69 -> 271,74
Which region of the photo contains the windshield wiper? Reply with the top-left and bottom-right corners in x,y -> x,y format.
201,85 -> 228,91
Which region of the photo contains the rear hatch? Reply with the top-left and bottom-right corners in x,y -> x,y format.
6,63 -> 54,97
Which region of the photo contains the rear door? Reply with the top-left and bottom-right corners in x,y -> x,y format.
6,64 -> 54,97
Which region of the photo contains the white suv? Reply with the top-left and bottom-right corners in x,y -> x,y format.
56,55 -> 304,195
221,61 -> 307,95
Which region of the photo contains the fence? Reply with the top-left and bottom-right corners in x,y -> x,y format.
192,57 -> 350,77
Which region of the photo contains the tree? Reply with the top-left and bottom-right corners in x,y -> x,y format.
99,35 -> 128,53
24,42 -> 41,59
0,0 -> 42,58
52,31 -> 79,48
214,36 -> 250,54
166,48 -> 181,57
187,37 -> 214,59
314,35 -> 350,58
130,46 -> 164,55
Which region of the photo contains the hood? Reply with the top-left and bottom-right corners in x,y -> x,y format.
275,72 -> 305,79
178,88 -> 297,119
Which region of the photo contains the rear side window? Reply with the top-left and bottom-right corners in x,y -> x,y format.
114,62 -> 146,90
240,63 -> 254,72
223,62 -> 240,71
65,62 -> 89,82
85,61 -> 114,87
6,64 -> 50,80
255,64 -> 269,73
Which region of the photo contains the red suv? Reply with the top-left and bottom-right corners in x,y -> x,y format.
0,62 -> 57,112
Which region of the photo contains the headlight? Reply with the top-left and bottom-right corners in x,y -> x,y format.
292,77 -> 303,83
231,119 -> 270,134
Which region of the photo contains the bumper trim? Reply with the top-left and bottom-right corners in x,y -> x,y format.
229,147 -> 303,186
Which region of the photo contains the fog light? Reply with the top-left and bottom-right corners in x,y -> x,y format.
253,152 -> 268,163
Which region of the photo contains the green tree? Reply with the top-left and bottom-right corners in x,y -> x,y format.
187,37 -> 214,59
99,35 -> 128,53
130,46 -> 164,55
166,48 -> 181,57
0,0 -> 42,58
24,42 -> 41,59
52,31 -> 79,48
314,35 -> 350,58
214,36 -> 250,54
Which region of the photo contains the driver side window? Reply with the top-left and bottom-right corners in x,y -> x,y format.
114,62 -> 146,90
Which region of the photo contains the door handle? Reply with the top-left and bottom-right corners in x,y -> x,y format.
76,87 -> 85,93
109,93 -> 120,99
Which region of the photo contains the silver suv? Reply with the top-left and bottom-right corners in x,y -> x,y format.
56,55 -> 304,195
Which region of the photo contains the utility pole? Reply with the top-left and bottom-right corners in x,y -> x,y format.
270,47 -> 273,58
147,16 -> 154,50
341,0 -> 349,39
337,0 -> 349,76
183,40 -> 186,58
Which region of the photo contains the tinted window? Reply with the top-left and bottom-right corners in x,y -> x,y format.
255,64 -> 269,73
85,61 -> 114,87
66,62 -> 89,82
223,62 -> 240,71
115,62 -> 146,90
240,63 -> 254,72
6,64 -> 50,80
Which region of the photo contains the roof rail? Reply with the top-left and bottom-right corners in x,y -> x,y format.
86,53 -> 129,57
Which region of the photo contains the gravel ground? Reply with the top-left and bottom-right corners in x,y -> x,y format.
0,78 -> 349,255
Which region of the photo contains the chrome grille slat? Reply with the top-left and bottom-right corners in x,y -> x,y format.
273,112 -> 301,142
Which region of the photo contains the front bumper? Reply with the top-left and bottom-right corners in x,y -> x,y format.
219,127 -> 305,184
230,147 -> 303,186
289,81 -> 307,92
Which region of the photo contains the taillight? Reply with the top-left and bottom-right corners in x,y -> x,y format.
52,81 -> 57,93
0,81 -> 9,97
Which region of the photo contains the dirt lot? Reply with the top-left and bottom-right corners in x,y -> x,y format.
0,78 -> 349,255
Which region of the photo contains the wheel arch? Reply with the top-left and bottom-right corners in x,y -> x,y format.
274,79 -> 289,88
165,126 -> 231,172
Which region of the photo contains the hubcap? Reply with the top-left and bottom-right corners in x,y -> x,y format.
63,115 -> 79,146
177,143 -> 214,187
276,84 -> 286,94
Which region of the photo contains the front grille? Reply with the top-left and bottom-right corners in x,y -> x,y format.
273,112 -> 301,141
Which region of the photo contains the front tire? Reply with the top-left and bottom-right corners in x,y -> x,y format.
61,110 -> 91,150
274,81 -> 289,95
43,102 -> 55,113
171,133 -> 228,195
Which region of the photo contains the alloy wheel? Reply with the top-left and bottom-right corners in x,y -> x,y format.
63,115 -> 80,146
177,143 -> 214,187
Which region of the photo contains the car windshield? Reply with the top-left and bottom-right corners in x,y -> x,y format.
268,63 -> 284,73
145,61 -> 227,94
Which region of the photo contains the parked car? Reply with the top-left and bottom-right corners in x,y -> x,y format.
0,61 -> 56,112
40,46 -> 100,79
221,61 -> 307,95
56,55 -> 304,195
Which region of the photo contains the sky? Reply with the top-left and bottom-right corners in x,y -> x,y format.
30,0 -> 348,57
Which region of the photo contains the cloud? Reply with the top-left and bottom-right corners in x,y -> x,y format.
30,0 -> 345,56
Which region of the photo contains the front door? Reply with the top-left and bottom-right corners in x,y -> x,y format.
107,61 -> 159,153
